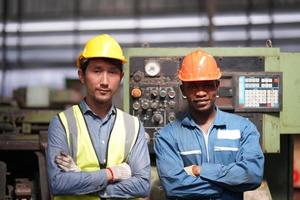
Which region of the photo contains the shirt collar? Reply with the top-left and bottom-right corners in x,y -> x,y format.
79,99 -> 116,118
181,107 -> 226,128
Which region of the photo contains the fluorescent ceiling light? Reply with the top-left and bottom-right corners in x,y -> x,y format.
22,21 -> 75,32
213,14 -> 248,26
140,15 -> 208,29
273,28 -> 300,38
213,30 -> 248,41
5,22 -> 19,32
273,13 -> 300,23
79,18 -> 137,30
138,31 -> 207,43
78,33 -> 137,44
1,36 -> 19,46
1,11 -> 300,47
249,14 -> 271,24
2,31 -> 207,47
21,35 -> 74,46
1,11 -> 300,33
250,30 -> 271,39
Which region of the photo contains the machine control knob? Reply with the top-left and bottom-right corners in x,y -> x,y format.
151,90 -> 158,98
151,101 -> 159,109
131,88 -> 142,98
141,101 -> 150,110
169,100 -> 176,109
160,89 -> 167,98
133,71 -> 143,82
152,113 -> 163,124
168,90 -> 176,99
168,112 -> 176,122
132,101 -> 141,110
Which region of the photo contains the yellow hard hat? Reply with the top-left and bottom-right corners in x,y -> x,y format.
76,34 -> 127,68
178,49 -> 222,81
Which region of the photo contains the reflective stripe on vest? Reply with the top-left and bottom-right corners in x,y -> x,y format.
54,105 -> 140,200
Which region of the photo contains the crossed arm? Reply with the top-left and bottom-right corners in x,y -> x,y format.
154,123 -> 264,199
47,116 -> 151,198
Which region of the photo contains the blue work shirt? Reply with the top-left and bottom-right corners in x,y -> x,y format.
154,108 -> 264,200
47,100 -> 151,198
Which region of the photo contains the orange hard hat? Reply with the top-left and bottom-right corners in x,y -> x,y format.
178,49 -> 222,81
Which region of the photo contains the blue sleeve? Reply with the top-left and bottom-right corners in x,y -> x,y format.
47,116 -> 108,195
154,126 -> 222,199
102,124 -> 151,198
200,121 -> 264,192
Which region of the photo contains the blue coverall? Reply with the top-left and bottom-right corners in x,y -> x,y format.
154,108 -> 264,200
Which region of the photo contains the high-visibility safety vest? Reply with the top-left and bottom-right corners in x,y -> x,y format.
54,105 -> 140,200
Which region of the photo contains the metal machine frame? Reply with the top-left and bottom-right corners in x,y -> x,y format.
123,47 -> 300,200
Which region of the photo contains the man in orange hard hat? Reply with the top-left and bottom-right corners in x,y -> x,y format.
154,49 -> 264,200
47,34 -> 150,200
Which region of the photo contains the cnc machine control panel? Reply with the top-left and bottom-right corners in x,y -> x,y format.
128,56 -> 282,152
129,57 -> 184,151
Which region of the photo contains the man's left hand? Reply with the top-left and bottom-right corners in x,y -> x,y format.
55,152 -> 81,172
184,165 -> 200,176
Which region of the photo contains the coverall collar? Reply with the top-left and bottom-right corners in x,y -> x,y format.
181,106 -> 226,128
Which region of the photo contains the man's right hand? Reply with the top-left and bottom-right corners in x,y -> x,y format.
107,163 -> 132,182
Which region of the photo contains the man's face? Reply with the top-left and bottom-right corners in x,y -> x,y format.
78,58 -> 123,105
181,80 -> 219,113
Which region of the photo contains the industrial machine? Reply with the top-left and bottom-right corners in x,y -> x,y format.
0,47 -> 299,200
0,86 -> 81,200
0,102 -> 57,200
127,54 -> 282,151
124,47 -> 300,200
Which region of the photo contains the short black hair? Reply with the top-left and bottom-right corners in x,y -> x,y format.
80,57 -> 123,74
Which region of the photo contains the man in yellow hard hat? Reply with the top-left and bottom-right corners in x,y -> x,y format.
154,49 -> 264,200
47,34 -> 151,200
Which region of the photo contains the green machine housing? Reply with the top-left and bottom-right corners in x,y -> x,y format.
123,47 -> 300,200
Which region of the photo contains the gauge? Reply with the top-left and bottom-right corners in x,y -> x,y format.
145,61 -> 160,77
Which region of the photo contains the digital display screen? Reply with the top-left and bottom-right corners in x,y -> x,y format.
237,73 -> 282,112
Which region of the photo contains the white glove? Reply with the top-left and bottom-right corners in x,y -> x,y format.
108,163 -> 132,181
184,165 -> 200,177
55,152 -> 81,172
